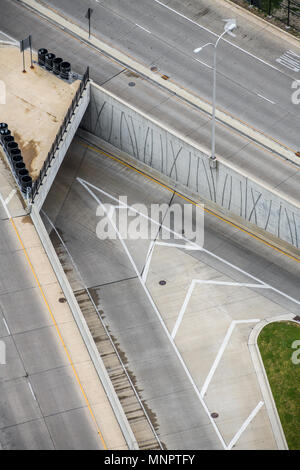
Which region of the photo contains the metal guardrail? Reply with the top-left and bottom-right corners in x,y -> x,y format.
31,66 -> 90,203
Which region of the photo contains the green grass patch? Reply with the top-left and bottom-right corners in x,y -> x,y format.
258,321 -> 300,449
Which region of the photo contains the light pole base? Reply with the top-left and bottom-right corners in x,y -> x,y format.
209,157 -> 217,169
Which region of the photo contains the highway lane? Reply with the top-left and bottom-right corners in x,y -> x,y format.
38,0 -> 300,151
0,212 -> 104,450
41,135 -> 300,449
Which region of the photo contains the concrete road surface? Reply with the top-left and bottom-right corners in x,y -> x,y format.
35,0 -> 300,151
1,0 -> 300,204
0,214 -> 104,450
41,135 -> 300,449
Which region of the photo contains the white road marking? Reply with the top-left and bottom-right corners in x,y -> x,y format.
276,50 -> 300,72
200,319 -> 260,398
76,176 -> 299,450
227,401 -> 264,449
0,30 -> 18,44
155,241 -> 201,250
194,57 -> 212,70
28,381 -> 37,401
171,279 -> 264,340
172,281 -> 195,339
142,239 -> 156,283
78,177 -> 300,307
5,189 -> 16,206
135,24 -> 151,34
3,318 -> 11,336
256,93 -> 276,105
77,177 -> 228,450
153,0 -> 287,74
0,191 -> 12,219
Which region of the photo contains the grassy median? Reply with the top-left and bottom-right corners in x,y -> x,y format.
258,321 -> 300,450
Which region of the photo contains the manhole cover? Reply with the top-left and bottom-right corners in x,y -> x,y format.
128,81 -> 136,87
150,66 -> 158,72
59,297 -> 67,303
211,412 -> 219,419
159,280 -> 167,286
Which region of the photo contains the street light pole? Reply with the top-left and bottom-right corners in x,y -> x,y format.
194,20 -> 237,168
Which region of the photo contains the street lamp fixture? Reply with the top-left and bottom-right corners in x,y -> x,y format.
194,19 -> 237,168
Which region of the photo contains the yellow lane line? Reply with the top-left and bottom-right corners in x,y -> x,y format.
81,142 -> 300,265
9,216 -> 108,450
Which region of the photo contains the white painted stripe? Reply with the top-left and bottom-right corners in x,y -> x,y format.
78,177 -> 300,307
227,401 -> 264,449
155,241 -> 201,250
0,30 -> 18,44
78,177 -> 228,450
201,319 -> 260,397
3,318 -> 11,336
135,24 -> 151,34
28,381 -> 37,401
153,0 -> 287,74
256,93 -> 275,105
142,240 -> 156,283
287,49 -> 300,59
172,280 -> 196,339
194,57 -> 212,70
0,191 -> 11,219
185,280 -> 269,288
5,189 -> 16,206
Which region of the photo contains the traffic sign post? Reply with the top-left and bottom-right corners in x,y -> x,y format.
85,8 -> 93,39
20,35 -> 33,73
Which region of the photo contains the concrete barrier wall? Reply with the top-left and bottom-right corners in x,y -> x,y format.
80,83 -> 300,249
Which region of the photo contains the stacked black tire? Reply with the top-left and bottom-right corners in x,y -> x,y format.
38,48 -> 71,81
0,123 -> 32,194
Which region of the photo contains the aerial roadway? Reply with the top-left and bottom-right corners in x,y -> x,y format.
2,0 -> 300,205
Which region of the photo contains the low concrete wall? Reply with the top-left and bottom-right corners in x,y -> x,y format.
80,82 -> 300,249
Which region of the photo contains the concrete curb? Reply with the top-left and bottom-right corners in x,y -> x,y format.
17,0 -> 298,164
31,205 -> 139,450
222,0 -> 300,48
248,315 -> 297,450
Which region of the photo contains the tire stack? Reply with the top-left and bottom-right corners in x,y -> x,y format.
38,47 -> 71,81
0,123 -> 32,194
